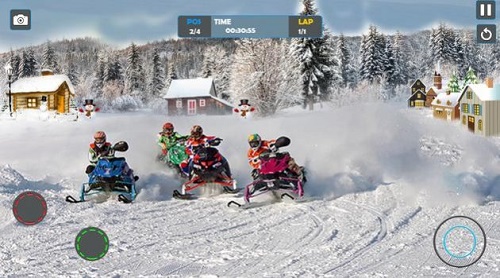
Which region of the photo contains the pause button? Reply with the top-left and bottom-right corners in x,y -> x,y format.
477,1 -> 496,19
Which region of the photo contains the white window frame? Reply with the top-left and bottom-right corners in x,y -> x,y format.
199,99 -> 206,107
176,99 -> 182,108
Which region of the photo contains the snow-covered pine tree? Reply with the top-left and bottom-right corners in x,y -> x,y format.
165,62 -> 178,89
64,48 -> 79,86
429,23 -> 456,66
125,43 -> 145,99
452,33 -> 467,79
359,25 -> 387,83
336,34 -> 356,87
201,47 -> 215,78
447,73 -> 460,92
105,53 -> 123,82
91,51 -> 107,98
391,31 -> 409,86
148,48 -> 165,99
17,49 -> 38,78
290,0 -> 333,110
42,41 -> 60,73
8,51 -> 21,82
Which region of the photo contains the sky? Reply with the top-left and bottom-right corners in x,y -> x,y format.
0,0 -> 480,52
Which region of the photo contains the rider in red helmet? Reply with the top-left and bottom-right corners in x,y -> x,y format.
86,131 -> 114,174
157,122 -> 188,157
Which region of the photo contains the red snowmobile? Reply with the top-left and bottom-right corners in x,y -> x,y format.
173,138 -> 238,199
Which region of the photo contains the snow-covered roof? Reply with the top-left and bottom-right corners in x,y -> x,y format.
211,96 -> 234,108
11,74 -> 75,95
163,78 -> 215,99
407,89 -> 426,100
467,84 -> 500,101
431,92 -> 462,107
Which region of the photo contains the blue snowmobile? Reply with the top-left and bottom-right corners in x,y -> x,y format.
66,141 -> 138,203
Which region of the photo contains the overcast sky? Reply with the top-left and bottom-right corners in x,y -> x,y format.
0,0 -> 480,52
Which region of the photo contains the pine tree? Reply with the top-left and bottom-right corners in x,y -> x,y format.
290,0 -> 333,110
105,53 -> 123,82
359,25 -> 387,83
92,51 -> 107,97
18,49 -> 37,78
463,67 -> 478,87
201,47 -> 215,78
42,41 -> 60,73
148,48 -> 165,98
8,51 -> 21,82
452,33 -> 467,78
447,73 -> 460,92
391,32 -> 409,86
165,62 -> 178,88
336,34 -> 355,87
125,43 -> 145,96
64,48 -> 79,86
429,23 -> 456,65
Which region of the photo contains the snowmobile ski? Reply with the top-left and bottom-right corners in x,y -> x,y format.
118,194 -> 133,203
65,195 -> 84,203
172,189 -> 198,200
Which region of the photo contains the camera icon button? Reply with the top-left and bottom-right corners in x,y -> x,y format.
10,9 -> 31,30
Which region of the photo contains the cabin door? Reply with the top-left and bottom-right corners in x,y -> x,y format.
187,99 -> 197,115
468,116 -> 475,132
57,95 -> 65,113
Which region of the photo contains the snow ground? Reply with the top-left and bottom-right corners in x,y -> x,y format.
0,103 -> 499,277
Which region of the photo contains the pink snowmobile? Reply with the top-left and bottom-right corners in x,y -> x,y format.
228,136 -> 305,208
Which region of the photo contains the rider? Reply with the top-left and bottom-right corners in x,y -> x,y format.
157,122 -> 188,157
85,131 -> 138,182
246,133 -> 304,180
86,131 -> 115,174
180,125 -> 232,179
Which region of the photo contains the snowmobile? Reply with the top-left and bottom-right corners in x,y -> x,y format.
228,136 -> 305,209
173,138 -> 239,199
157,139 -> 189,179
66,141 -> 138,204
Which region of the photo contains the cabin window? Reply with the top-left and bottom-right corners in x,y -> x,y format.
437,99 -> 441,104
199,99 -> 206,107
27,97 -> 37,108
417,93 -> 421,98
462,103 -> 469,113
474,104 -> 482,116
446,100 -> 452,106
412,88 -> 415,93
462,115 -> 466,125
478,120 -> 483,131
176,99 -> 182,108
467,90 -> 472,99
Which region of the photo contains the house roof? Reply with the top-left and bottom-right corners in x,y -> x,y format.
211,96 -> 234,108
410,79 -> 425,88
431,92 -> 462,107
11,74 -> 75,95
467,84 -> 500,101
407,89 -> 426,100
163,78 -> 215,99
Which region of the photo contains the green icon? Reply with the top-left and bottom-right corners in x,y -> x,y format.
75,227 -> 109,261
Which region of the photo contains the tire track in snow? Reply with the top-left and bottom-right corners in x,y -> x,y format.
323,199 -> 393,275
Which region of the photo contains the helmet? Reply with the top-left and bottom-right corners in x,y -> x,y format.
163,122 -> 174,131
191,125 -> 203,139
162,122 -> 174,135
248,134 -> 261,150
94,131 -> 106,144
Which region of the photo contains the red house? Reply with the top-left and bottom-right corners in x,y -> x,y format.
163,78 -> 233,116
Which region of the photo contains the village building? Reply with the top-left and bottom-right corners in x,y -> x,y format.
9,69 -> 75,113
163,78 -> 233,116
458,78 -> 500,136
